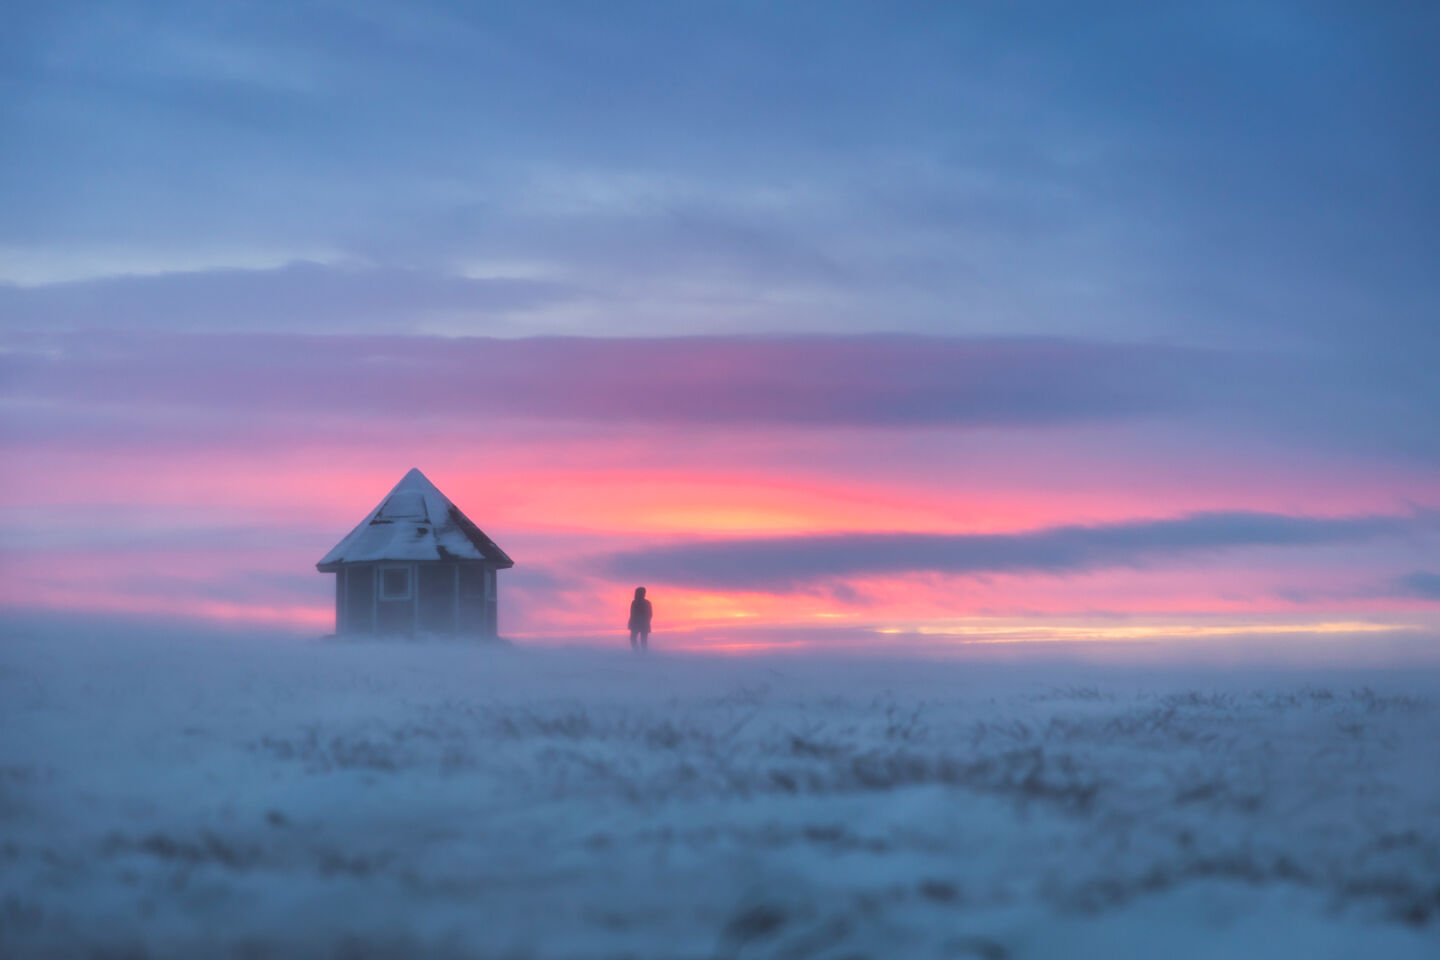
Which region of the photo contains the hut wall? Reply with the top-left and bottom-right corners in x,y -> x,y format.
375,563 -> 417,634
486,568 -> 499,637
343,564 -> 375,634
458,564 -> 491,637
332,562 -> 498,638
417,563 -> 458,633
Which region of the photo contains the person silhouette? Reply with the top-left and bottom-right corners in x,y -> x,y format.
628,586 -> 653,651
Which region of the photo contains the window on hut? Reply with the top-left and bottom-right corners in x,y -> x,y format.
380,565 -> 412,600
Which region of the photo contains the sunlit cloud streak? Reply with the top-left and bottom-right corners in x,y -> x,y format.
604,510 -> 1438,592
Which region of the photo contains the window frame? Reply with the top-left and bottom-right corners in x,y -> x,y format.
378,564 -> 413,601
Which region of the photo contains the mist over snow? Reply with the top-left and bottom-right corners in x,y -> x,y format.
2,621 -> 1439,958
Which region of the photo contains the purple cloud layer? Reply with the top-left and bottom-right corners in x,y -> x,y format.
603,510 -> 1435,591
4,330 -> 1436,464
1395,572 -> 1440,601
1,331 -> 1214,429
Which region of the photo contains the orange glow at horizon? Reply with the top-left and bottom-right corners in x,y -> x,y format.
9,586 -> 332,629
3,420 -> 1437,645
870,619 -> 1418,641
6,554 -> 1436,648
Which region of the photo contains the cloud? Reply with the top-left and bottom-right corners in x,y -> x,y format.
0,331 -> 1215,431
5,327 -> 1435,465
0,261 -> 573,332
602,510 -> 1432,591
1393,571 -> 1440,601
3,5 -> 1437,465
6,327 -> 1433,463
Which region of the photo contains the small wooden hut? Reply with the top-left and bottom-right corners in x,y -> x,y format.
316,468 -> 513,638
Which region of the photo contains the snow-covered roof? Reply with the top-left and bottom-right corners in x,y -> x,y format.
316,468 -> 514,571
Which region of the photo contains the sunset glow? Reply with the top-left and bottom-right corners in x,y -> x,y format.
2,4 -> 1436,655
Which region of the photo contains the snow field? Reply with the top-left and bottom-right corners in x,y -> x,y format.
1,628 -> 1438,958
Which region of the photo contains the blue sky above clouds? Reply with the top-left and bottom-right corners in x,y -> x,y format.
5,2 -> 1435,339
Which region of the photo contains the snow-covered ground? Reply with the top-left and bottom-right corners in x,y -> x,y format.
2,625 -> 1439,959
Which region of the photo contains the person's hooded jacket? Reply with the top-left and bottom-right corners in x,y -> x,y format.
628,587 -> 653,632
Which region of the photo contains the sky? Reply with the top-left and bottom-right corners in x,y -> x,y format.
2,1 -> 1438,652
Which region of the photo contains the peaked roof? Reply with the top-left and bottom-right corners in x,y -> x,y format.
316,468 -> 514,572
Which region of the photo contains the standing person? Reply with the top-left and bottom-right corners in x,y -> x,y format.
628,586 -> 653,651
